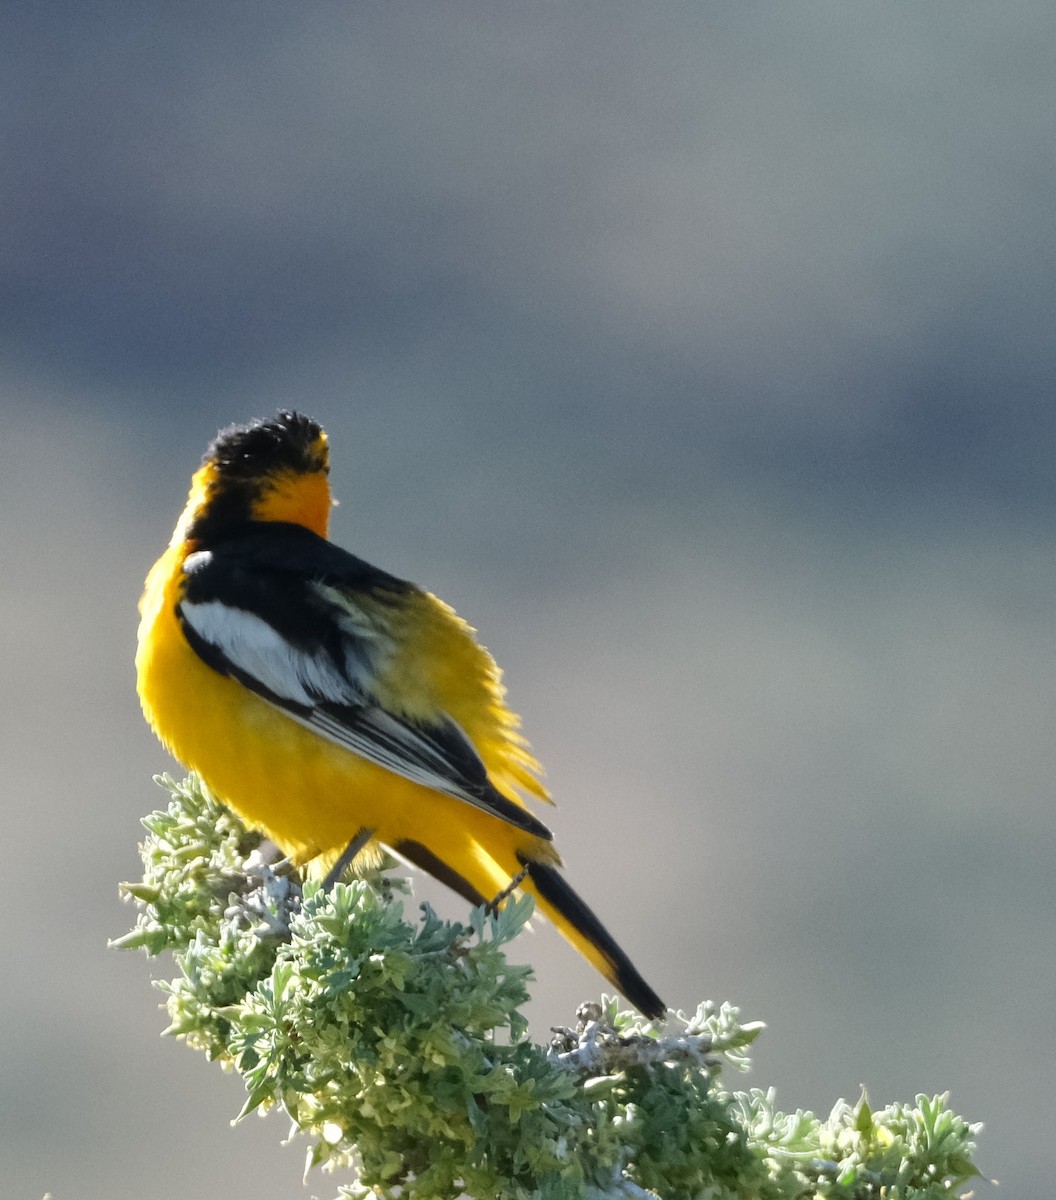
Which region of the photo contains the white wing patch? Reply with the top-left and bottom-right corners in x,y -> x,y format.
180,599 -> 363,707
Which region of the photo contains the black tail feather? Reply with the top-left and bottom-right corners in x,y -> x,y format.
522,858 -> 666,1020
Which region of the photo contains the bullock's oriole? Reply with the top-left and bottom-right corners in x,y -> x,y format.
136,411 -> 664,1018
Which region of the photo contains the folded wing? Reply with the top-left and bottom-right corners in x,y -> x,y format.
176,525 -> 552,840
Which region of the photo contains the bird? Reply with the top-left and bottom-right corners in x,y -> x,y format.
136,410 -> 665,1019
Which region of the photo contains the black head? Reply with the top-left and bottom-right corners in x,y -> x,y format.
206,411 -> 329,480
182,411 -> 332,541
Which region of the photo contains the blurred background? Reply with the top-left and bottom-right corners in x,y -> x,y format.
3,4 -> 1052,1196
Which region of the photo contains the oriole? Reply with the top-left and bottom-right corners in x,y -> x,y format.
136,411 -> 664,1019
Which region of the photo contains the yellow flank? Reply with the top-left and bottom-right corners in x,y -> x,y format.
135,412 -> 664,1017
363,588 -> 552,809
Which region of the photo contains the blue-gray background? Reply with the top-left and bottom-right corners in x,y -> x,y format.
3,5 -> 1051,1196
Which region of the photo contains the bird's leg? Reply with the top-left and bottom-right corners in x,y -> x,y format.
486,864 -> 530,914
321,827 -> 376,892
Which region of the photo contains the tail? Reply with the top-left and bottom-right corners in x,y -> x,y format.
520,857 -> 666,1020
389,831 -> 666,1020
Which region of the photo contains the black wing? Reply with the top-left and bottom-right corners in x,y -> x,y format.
177,522 -> 551,840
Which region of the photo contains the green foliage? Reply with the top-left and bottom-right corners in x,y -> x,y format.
116,775 -> 982,1199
